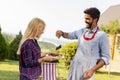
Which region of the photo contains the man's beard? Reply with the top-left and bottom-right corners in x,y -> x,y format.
86,22 -> 93,29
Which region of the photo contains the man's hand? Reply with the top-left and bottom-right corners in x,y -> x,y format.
56,30 -> 63,38
83,69 -> 94,79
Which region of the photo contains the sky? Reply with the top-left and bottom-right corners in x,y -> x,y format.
0,0 -> 120,40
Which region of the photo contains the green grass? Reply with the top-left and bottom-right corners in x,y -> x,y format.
0,60 -> 120,80
0,60 -> 19,80
95,70 -> 120,80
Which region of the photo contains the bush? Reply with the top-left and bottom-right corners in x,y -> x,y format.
59,42 -> 78,69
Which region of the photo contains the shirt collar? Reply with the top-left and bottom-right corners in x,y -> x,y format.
85,26 -> 98,33
91,26 -> 98,33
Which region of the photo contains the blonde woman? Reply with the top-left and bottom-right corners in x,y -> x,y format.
17,17 -> 58,80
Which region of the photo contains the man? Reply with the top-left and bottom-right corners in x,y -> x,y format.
56,7 -> 110,80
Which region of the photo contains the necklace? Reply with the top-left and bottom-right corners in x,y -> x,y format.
83,27 -> 98,40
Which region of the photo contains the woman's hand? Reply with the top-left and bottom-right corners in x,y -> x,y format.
44,56 -> 59,62
38,55 -> 59,63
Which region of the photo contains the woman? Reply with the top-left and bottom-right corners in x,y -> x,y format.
17,17 -> 58,80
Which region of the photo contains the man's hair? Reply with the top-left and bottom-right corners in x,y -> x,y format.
84,7 -> 100,21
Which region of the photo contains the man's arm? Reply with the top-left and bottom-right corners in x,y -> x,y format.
92,59 -> 105,71
83,59 -> 105,79
56,30 -> 68,38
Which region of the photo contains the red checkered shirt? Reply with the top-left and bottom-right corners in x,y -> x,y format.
19,39 -> 41,80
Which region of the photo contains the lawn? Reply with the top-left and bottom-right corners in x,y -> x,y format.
0,60 -> 120,80
0,60 -> 19,80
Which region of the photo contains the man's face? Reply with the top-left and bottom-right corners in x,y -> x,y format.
84,14 -> 94,29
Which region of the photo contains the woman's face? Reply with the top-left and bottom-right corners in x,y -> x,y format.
36,23 -> 45,39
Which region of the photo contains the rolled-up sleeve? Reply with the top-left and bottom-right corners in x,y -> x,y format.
99,34 -> 110,65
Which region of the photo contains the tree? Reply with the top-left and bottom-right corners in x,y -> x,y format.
100,20 -> 119,34
8,31 -> 22,60
0,27 -> 8,61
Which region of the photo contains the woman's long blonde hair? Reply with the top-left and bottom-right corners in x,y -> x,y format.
17,17 -> 45,55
